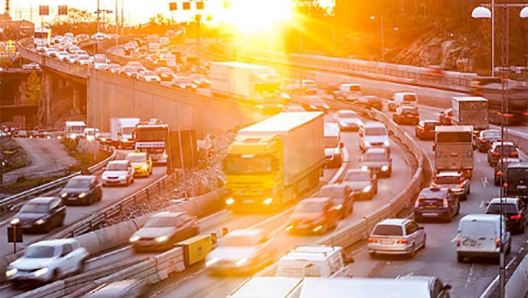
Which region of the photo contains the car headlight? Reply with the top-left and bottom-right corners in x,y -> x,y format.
163,153 -> 168,159
236,258 -> 248,267
335,204 -> 342,210
156,235 -> 169,242
226,198 -> 235,205
129,235 -> 140,242
363,185 -> 372,193
119,174 -> 127,179
34,268 -> 48,277
383,140 -> 390,146
263,198 -> 273,205
100,138 -> 107,142
323,104 -> 330,109
381,166 -> 389,171
142,164 -> 149,170
205,257 -> 219,267
6,268 -> 17,277
122,138 -> 128,142
78,192 -> 86,198
61,193 -> 68,198
146,78 -> 151,81
361,165 -> 369,171
309,104 -> 317,110
364,141 -> 372,147
35,219 -> 46,225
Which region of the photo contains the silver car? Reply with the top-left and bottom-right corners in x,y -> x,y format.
102,160 -> 135,186
367,218 -> 426,258
432,171 -> 470,201
359,148 -> 392,178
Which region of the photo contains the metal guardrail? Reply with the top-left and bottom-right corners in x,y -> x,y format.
0,149 -> 117,214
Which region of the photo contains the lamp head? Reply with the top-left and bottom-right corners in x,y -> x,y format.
521,7 -> 528,19
472,6 -> 491,19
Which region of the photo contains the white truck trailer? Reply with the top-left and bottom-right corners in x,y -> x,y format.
110,118 -> 140,149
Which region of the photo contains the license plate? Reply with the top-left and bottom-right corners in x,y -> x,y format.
517,186 -> 527,189
423,213 -> 438,216
380,240 -> 393,244
68,197 -> 77,201
425,205 -> 436,209
243,200 -> 254,204
407,115 -> 414,118
463,239 -> 477,246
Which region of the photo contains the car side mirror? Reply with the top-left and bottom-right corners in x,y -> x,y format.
418,226 -> 424,230
432,145 -> 436,151
340,143 -> 344,148
444,284 -> 452,290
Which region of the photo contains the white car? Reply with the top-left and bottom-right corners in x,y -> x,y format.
107,63 -> 122,74
44,47 -> 58,58
367,218 -> 426,258
77,54 -> 91,66
102,160 -> 135,186
67,54 -> 79,64
6,239 -> 88,287
205,229 -> 276,274
137,70 -> 161,82
56,51 -> 69,61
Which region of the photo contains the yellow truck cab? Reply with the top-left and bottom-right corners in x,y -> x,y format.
125,151 -> 152,177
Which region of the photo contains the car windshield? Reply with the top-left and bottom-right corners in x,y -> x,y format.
372,224 -> 403,236
507,168 -> 528,181
494,145 -> 517,155
145,216 -> 180,227
25,245 -> 55,258
65,178 -> 91,188
401,107 -> 418,114
223,235 -> 259,246
127,155 -> 146,163
294,201 -> 325,213
20,202 -> 49,213
365,126 -> 387,136
435,176 -> 460,184
424,122 -> 438,129
482,130 -> 500,138
345,171 -> 370,182
486,203 -> 518,214
363,152 -> 387,161
106,163 -> 127,171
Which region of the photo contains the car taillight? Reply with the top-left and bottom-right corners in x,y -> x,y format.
511,152 -> 518,156
414,200 -> 420,208
368,238 -> 378,243
495,238 -> 500,248
481,139 -> 486,143
456,237 -> 461,247
460,182 -> 465,188
492,152 -> 500,156
510,214 -> 522,220
497,171 -> 503,176
443,198 -> 449,208
397,239 -> 408,244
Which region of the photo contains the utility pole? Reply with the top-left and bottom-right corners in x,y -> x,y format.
96,0 -> 100,33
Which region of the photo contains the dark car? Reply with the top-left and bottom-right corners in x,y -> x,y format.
12,197 -> 66,233
129,211 -> 199,252
438,108 -> 453,125
341,169 -> 378,200
494,158 -> 522,186
393,106 -> 420,125
485,197 -> 527,233
60,175 -> 103,205
315,184 -> 354,218
415,120 -> 440,140
359,148 -> 392,178
487,141 -> 518,166
286,197 -> 339,235
414,186 -> 459,222
476,129 -> 501,152
295,94 -> 330,112
504,162 -> 528,200
356,95 -> 383,110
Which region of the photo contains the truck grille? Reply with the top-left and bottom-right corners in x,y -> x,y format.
228,182 -> 265,195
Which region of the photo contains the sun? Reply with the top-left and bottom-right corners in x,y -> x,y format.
223,0 -> 293,33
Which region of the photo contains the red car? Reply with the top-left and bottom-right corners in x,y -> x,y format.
286,197 -> 339,235
415,120 -> 440,140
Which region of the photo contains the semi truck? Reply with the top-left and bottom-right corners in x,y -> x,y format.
134,119 -> 169,165
210,61 -> 285,114
433,125 -> 474,178
110,118 -> 140,149
451,96 -> 489,133
223,112 -> 325,212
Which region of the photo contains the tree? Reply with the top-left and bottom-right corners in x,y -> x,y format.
49,8 -> 95,35
24,71 -> 41,106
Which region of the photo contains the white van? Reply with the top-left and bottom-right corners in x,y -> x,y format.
456,214 -> 511,263
388,92 -> 418,111
276,246 -> 353,278
358,122 -> 390,153
65,121 -> 86,139
323,123 -> 343,168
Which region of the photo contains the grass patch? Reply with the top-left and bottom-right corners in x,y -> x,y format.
0,175 -> 62,195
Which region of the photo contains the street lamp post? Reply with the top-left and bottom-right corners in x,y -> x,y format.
471,4 -> 528,298
370,15 -> 384,62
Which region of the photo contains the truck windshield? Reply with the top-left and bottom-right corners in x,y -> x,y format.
436,132 -> 472,143
507,168 -> 528,181
223,155 -> 273,175
135,128 -> 167,141
122,127 -> 135,135
365,127 -> 387,136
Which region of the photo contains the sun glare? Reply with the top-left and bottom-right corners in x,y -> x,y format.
224,0 -> 293,33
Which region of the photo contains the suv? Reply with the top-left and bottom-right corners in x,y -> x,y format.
324,123 -> 343,168
341,169 -> 378,200
415,120 -> 440,140
433,171 -> 470,201
485,197 -> 527,233
504,162 -> 528,200
494,158 -> 522,186
487,141 -> 518,166
359,148 -> 392,178
414,186 -> 459,222
388,92 -> 418,112
393,105 -> 420,125
358,122 -> 390,153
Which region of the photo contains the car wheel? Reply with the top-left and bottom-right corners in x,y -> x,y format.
52,269 -> 60,282
467,185 -> 471,194
422,235 -> 426,249
457,254 -> 464,263
415,215 -> 422,223
44,221 -> 53,233
368,251 -> 376,259
506,240 -> 511,254
408,244 -> 416,258
520,223 -> 525,234
58,215 -> 65,227
495,177 -> 500,186
455,203 -> 460,215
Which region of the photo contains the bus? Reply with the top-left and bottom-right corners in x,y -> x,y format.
134,119 -> 169,165
433,125 -> 474,178
34,27 -> 51,49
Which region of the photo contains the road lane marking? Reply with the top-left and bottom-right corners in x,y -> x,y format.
464,263 -> 474,288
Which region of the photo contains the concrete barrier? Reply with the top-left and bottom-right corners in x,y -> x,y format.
93,220 -> 139,252
74,232 -> 102,256
505,253 -> 528,298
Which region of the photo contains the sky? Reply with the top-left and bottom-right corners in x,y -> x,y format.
7,0 -> 334,27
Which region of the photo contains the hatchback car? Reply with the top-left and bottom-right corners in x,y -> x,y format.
487,141 -> 518,166
286,197 -> 339,234
367,218 -> 426,258
415,120 -> 440,140
432,171 -> 470,201
333,110 -> 364,131
60,175 -> 103,205
393,105 -> 420,125
341,169 -> 378,200
129,211 -> 199,251
125,152 -> 153,177
359,148 -> 392,178
11,197 -> 66,233
315,184 -> 354,218
414,186 -> 459,222
485,197 -> 527,233
102,160 -> 135,186
356,95 -> 383,110
476,129 -> 501,152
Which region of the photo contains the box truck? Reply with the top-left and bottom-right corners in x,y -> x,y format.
223,112 -> 325,212
111,118 -> 140,149
451,96 -> 489,133
210,61 -> 285,114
